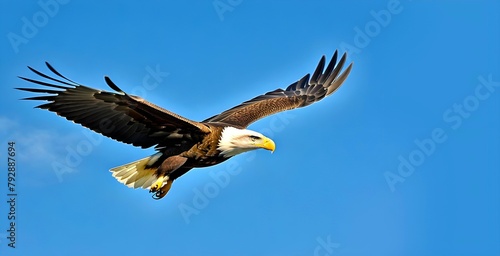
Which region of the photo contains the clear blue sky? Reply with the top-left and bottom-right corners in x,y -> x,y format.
1,1 -> 499,255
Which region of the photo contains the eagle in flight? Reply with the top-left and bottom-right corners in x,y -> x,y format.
17,51 -> 353,199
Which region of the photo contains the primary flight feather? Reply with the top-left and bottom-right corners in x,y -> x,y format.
17,51 -> 353,199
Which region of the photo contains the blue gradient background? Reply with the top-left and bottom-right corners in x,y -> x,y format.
1,1 -> 499,255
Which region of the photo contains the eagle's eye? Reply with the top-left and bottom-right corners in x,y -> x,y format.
249,135 -> 260,142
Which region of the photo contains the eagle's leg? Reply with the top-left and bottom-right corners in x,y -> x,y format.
150,177 -> 166,194
152,179 -> 173,199
149,155 -> 187,200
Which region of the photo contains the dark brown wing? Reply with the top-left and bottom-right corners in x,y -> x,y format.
17,62 -> 209,149
203,51 -> 353,128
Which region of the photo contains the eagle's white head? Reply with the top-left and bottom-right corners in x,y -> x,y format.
217,127 -> 276,157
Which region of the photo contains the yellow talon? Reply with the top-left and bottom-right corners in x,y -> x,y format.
149,176 -> 173,200
149,176 -> 164,193
152,179 -> 173,200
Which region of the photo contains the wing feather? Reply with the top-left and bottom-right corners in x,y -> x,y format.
204,51 -> 353,127
17,63 -> 209,149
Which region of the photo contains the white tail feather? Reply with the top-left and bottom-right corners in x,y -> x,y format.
110,154 -> 167,190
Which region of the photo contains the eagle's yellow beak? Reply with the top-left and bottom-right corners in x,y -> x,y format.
258,137 -> 276,153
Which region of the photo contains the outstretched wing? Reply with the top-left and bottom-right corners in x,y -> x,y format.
203,51 -> 353,128
17,62 -> 209,149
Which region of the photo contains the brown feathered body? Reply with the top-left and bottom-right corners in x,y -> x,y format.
144,123 -> 227,180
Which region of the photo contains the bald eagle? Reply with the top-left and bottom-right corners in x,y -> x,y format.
17,51 -> 352,199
